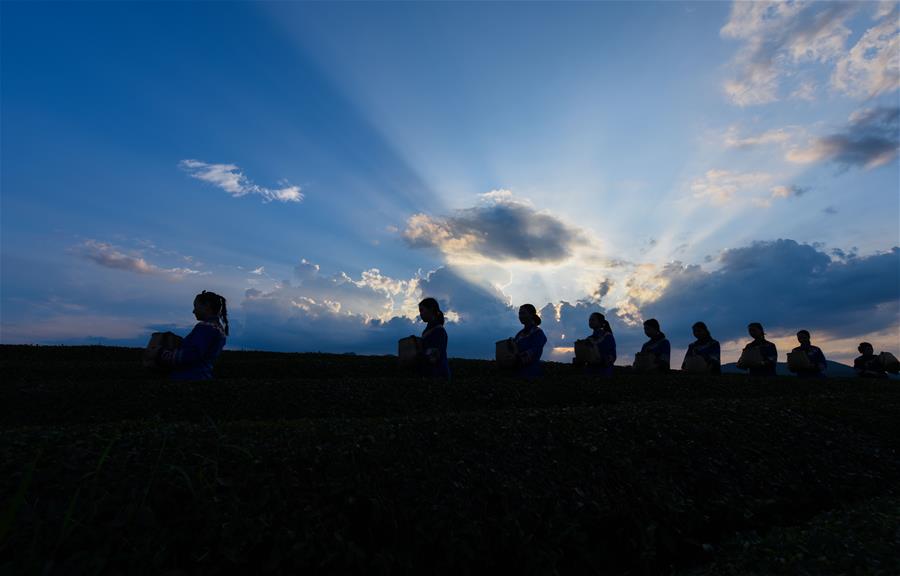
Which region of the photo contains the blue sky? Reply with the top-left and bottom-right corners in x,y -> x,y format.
2,1 -> 898,365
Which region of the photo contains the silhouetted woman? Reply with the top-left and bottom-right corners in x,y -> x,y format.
737,322 -> 777,377
639,318 -> 670,372
682,321 -> 721,374
789,329 -> 827,378
418,297 -> 450,379
582,312 -> 617,377
159,290 -> 228,380
514,304 -> 548,379
853,342 -> 886,378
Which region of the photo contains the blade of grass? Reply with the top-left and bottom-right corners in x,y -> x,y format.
0,447 -> 42,544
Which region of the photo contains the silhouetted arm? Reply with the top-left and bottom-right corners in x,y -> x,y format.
163,324 -> 216,367
423,327 -> 447,365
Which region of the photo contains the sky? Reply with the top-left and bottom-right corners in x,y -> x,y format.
2,1 -> 899,366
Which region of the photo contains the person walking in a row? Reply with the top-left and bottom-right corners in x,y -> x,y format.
573,312 -> 617,376
513,304 -> 548,379
417,297 -> 451,379
737,322 -> 778,376
682,321 -> 721,374
634,318 -> 670,373
788,330 -> 827,378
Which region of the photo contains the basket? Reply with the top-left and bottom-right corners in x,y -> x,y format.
880,352 -> 900,373
574,339 -> 602,364
787,351 -> 812,371
143,331 -> 183,368
738,347 -> 764,368
632,351 -> 657,373
398,336 -> 423,369
496,338 -> 519,369
682,355 -> 710,374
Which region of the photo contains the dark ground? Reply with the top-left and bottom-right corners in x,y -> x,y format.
1,345 -> 898,575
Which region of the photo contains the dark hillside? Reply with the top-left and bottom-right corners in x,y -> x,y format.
2,345 -> 898,575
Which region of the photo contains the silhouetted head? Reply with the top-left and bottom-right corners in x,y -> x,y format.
418,297 -> 445,326
858,342 -> 874,355
692,321 -> 711,340
194,290 -> 229,335
643,318 -> 661,338
796,330 -> 811,346
518,304 -> 541,327
747,322 -> 764,340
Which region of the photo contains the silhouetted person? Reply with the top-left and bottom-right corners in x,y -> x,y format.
737,322 -> 777,377
574,312 -> 617,377
682,321 -> 721,374
637,318 -> 670,373
418,297 -> 450,379
789,330 -> 827,378
854,342 -> 887,379
157,290 -> 228,380
514,304 -> 548,379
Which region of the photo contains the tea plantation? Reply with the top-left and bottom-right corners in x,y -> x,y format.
2,345 -> 898,575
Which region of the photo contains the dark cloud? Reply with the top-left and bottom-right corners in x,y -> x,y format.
403,191 -> 585,263
639,239 -> 900,346
233,264 -> 521,358
788,107 -> 899,169
207,241 -> 900,362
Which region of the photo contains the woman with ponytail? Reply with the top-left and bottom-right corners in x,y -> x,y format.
418,297 -> 450,378
513,303 -> 548,379
580,312 -> 617,377
159,290 -> 229,380
638,318 -> 670,373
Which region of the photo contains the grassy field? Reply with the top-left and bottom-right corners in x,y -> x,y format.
2,345 -> 898,575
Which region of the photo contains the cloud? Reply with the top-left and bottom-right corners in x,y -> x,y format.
690,169 -> 774,204
720,1 -> 864,106
786,107 -> 899,169
832,5 -> 900,98
75,240 -> 207,280
822,206 -> 838,215
724,126 -> 794,148
43,238 -> 900,366
179,159 -> 303,203
236,260 -> 635,360
789,80 -> 817,101
402,189 -> 586,263
0,314 -> 151,345
631,239 -> 900,346
750,184 -> 810,208
234,262 -> 521,356
770,184 -> 809,198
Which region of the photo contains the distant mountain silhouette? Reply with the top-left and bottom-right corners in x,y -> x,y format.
722,360 -> 898,379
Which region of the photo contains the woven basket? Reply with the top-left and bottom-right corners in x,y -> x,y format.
496,338 -> 519,369
142,331 -> 183,368
398,336 -> 423,369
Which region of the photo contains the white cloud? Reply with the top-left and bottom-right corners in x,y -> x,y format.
751,185 -> 808,208
832,5 -> 900,99
179,159 -> 304,203
789,80 -> 818,101
75,240 -> 207,280
690,169 -> 774,204
724,126 -> 795,148
236,263 -> 521,356
720,2 -> 874,106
